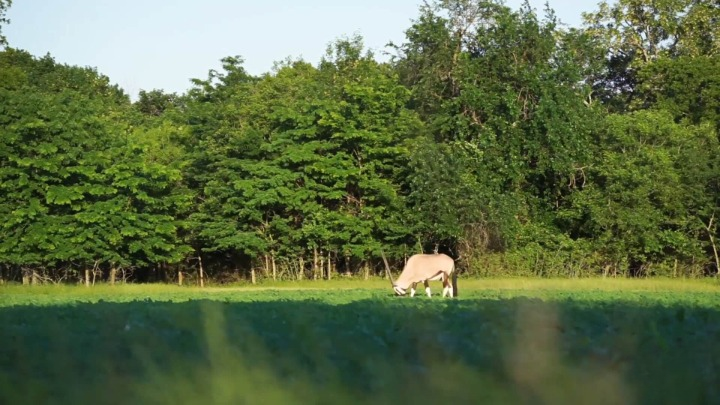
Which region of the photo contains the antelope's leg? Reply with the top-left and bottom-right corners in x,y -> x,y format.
424,280 -> 431,297
410,282 -> 417,297
442,273 -> 450,297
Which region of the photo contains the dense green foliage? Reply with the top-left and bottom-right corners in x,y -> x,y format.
0,49 -> 191,283
2,0 -> 720,283
1,282 -> 719,404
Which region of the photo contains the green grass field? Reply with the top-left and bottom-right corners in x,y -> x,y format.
1,278 -> 719,404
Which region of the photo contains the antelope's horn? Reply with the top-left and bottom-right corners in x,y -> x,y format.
380,250 -> 396,286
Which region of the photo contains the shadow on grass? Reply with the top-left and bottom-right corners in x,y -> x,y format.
0,296 -> 718,405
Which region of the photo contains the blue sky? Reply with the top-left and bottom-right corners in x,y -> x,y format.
5,0 -> 601,99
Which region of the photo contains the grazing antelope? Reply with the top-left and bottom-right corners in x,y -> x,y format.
381,252 -> 457,298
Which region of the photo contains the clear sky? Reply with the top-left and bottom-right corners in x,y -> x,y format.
4,0 -> 600,99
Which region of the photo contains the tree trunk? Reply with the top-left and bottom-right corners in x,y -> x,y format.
327,251 -> 332,280
263,254 -> 270,279
313,247 -> 319,280
22,268 -> 29,286
110,268 -> 117,285
84,269 -> 90,287
178,270 -> 183,286
320,252 -> 325,280
32,270 -> 39,286
363,261 -> 369,280
704,214 -> 720,275
251,267 -> 256,284
271,253 -> 277,281
298,256 -> 304,280
198,255 -> 205,288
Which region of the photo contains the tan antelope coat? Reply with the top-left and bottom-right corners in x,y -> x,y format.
390,253 -> 457,297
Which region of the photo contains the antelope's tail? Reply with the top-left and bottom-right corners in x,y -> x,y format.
451,263 -> 458,298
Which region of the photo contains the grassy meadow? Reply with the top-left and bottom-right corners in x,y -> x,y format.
1,277 -> 719,404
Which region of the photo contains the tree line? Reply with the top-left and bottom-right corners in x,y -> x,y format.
1,0 -> 719,285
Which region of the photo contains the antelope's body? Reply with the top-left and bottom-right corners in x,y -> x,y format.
384,253 -> 457,298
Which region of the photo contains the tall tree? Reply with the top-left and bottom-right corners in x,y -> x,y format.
135,89 -> 182,117
560,110 -> 720,275
178,56 -> 263,276
181,37 -> 421,279
0,0 -> 10,47
0,50 -> 190,282
634,55 -> 720,132
583,0 -> 720,110
394,0 -> 599,260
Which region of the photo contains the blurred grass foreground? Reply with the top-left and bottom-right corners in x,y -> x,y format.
1,279 -> 719,404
